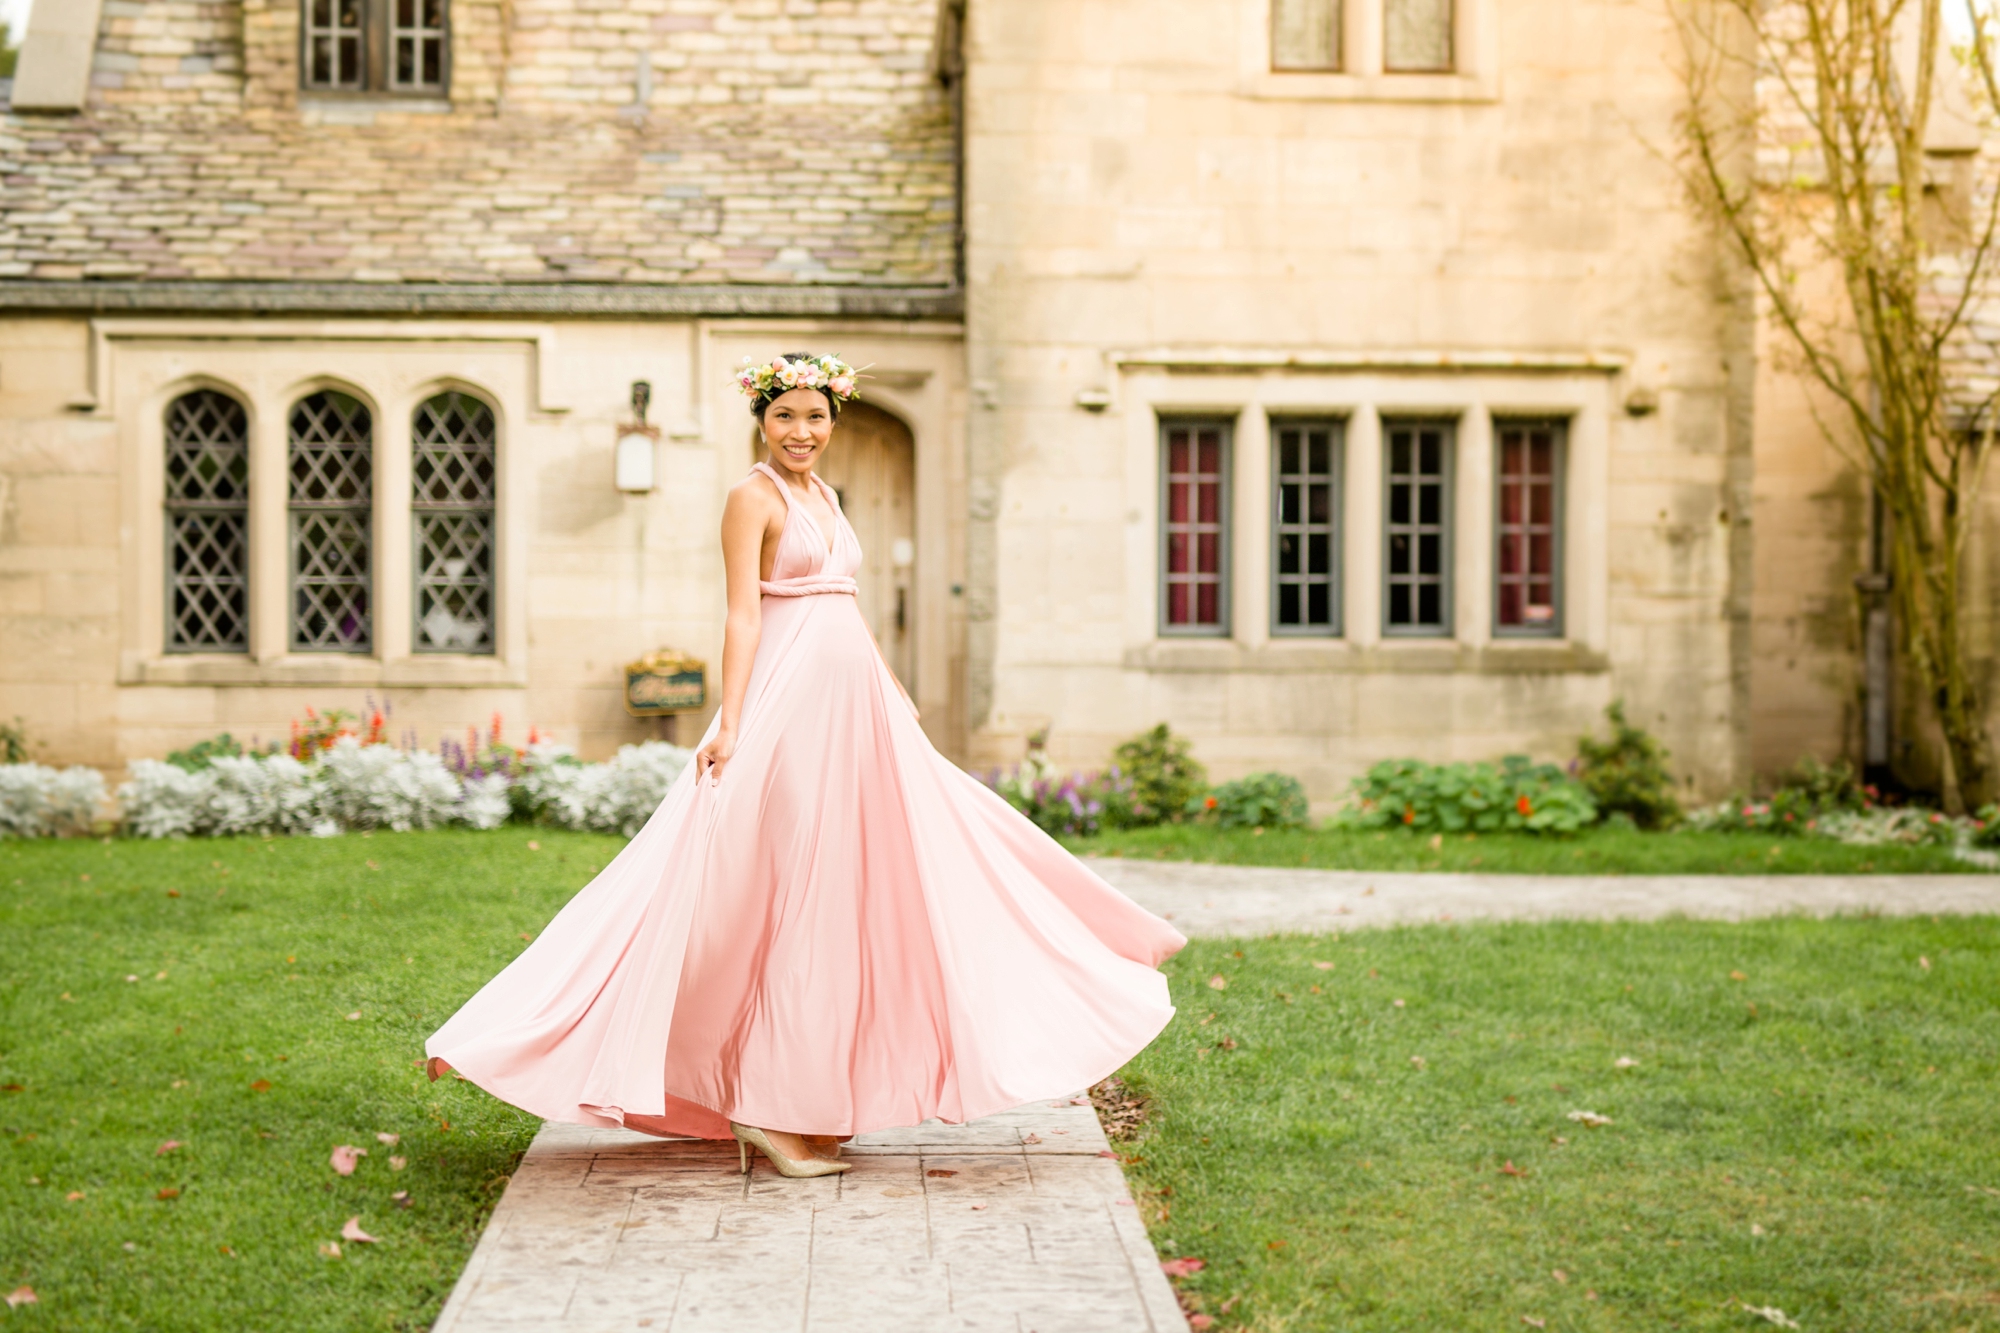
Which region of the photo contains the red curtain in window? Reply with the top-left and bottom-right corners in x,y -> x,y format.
1164,425 -> 1226,626
1496,423 -> 1558,629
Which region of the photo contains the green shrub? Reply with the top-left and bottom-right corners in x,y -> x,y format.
1194,772 -> 1311,829
1574,700 -> 1681,829
1336,755 -> 1598,835
0,716 -> 27,765
1107,724 -> 1208,827
1769,755 -> 1869,816
164,732 -> 279,773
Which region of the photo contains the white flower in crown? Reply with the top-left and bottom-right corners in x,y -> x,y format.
734,353 -> 862,403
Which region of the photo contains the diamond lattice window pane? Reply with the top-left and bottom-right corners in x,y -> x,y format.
168,512 -> 250,651
415,513 -> 494,652
289,390 -> 373,653
412,391 -> 497,655
165,389 -> 251,652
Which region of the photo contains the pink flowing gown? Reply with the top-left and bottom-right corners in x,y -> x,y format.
426,462 -> 1186,1139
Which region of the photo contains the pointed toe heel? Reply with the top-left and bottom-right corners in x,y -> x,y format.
730,1123 -> 851,1179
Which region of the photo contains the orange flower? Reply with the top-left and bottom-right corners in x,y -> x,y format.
1516,794 -> 1533,817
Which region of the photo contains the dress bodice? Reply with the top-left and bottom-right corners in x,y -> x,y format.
752,461 -> 862,596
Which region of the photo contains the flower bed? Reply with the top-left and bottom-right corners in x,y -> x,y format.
0,737 -> 692,840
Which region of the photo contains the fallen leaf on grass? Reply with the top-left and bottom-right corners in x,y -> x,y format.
1740,1304 -> 1801,1328
167,889 -> 180,898
1751,1223 -> 1766,1236
526,840 -> 540,851
345,1012 -> 362,1022
519,933 -> 534,942
1393,998 -> 1406,1008
155,1140 -> 182,1156
388,1156 -> 407,1171
1730,970 -> 1748,982
1,1083 -> 22,1094
250,1080 -> 271,1093
218,1245 -> 235,1256
1614,1057 -> 1639,1069
5,1287 -> 36,1309
1552,1270 -> 1568,1284
340,1217 -> 377,1243
391,1190 -> 411,1209
1919,956 -> 1932,971
1160,1257 -> 1207,1277
1207,975 -> 1228,990
1500,1161 -> 1527,1177
156,1187 -> 180,1200
66,1191 -> 84,1202
319,1242 -> 342,1259
1522,1318 -> 1546,1329
1409,1056 -> 1427,1069
330,1145 -> 367,1176
375,1132 -> 400,1146
1313,960 -> 1334,970
1567,1110 -> 1613,1127
1267,1239 -> 1287,1250
926,1169 -> 958,1178
1188,1317 -> 1215,1331
125,975 -> 138,983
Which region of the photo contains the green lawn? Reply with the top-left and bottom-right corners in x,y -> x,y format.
0,828 -> 623,1332
1064,823 -> 1987,874
4,832 -> 1997,1332
1123,922 -> 2000,1332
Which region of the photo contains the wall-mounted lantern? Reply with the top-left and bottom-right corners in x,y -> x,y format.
615,380 -> 660,493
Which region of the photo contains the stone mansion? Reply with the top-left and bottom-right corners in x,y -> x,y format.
0,0 -> 1980,801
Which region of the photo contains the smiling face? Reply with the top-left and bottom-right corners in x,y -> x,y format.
760,387 -> 835,475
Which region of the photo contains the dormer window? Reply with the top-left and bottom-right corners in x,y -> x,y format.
301,0 -> 448,95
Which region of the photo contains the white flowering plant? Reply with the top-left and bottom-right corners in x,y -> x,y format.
0,764 -> 108,838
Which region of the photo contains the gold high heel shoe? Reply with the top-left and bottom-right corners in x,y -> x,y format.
801,1134 -> 843,1161
731,1123 -> 850,1178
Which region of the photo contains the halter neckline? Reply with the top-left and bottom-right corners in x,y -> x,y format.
752,460 -> 839,557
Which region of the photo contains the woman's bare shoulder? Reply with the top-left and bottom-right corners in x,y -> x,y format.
724,468 -> 787,516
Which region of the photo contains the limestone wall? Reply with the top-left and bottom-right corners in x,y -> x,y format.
960,0 -> 1753,799
0,315 -> 965,771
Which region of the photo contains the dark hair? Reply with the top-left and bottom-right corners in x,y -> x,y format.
750,351 -> 842,422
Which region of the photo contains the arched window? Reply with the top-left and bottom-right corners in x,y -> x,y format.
164,389 -> 251,653
288,390 -> 374,652
411,391 -> 497,654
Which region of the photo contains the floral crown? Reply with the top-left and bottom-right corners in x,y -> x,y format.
733,353 -> 860,406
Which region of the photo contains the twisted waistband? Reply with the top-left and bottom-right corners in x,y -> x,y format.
760,575 -> 858,598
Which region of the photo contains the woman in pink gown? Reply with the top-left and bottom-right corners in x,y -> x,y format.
425,352 -> 1185,1177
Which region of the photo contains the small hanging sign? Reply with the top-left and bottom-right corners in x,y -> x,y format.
624,649 -> 706,715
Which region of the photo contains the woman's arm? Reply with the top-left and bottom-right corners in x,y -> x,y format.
694,482 -> 776,785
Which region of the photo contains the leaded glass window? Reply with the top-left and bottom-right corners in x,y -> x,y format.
165,390 -> 251,653
1384,0 -> 1453,71
1272,419 -> 1341,635
1495,419 -> 1564,636
289,390 -> 373,653
412,391 -> 496,654
1272,0 -> 1341,70
1383,419 -> 1452,635
1161,420 -> 1231,636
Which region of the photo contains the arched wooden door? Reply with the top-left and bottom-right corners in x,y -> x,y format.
754,400 -> 916,689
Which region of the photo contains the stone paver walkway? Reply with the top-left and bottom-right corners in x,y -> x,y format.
1087,859 -> 2000,936
431,1099 -> 1186,1333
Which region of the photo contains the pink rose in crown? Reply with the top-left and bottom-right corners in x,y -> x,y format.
830,376 -> 854,397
